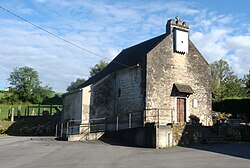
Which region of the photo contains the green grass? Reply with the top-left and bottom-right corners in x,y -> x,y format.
0,104 -> 62,120
0,91 -> 12,99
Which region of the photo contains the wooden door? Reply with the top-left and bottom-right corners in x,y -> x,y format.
177,98 -> 186,123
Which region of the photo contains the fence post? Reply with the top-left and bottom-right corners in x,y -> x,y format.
66,122 -> 69,136
31,109 -> 35,116
129,113 -> 131,129
60,123 -> 63,138
116,116 -> 119,131
24,108 -> 27,116
11,108 -> 14,122
17,105 -> 21,120
27,105 -> 30,116
38,104 -> 41,116
50,105 -> 52,115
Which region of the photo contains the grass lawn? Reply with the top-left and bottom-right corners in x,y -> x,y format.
0,104 -> 62,120
0,104 -> 27,120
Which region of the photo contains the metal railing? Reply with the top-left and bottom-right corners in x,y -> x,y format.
56,108 -> 174,138
144,108 -> 174,126
56,117 -> 106,138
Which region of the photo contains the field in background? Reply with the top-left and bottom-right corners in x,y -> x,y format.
0,104 -> 62,120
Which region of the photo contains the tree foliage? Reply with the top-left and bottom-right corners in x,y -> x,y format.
211,59 -> 247,101
66,78 -> 86,92
89,59 -> 108,77
242,70 -> 250,94
8,66 -> 53,103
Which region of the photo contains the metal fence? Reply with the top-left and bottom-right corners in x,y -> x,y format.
56,117 -> 106,138
144,108 -> 174,126
56,108 -> 174,138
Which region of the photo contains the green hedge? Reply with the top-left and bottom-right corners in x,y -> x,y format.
212,98 -> 250,120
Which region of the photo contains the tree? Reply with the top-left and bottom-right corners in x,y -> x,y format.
89,59 -> 108,77
211,59 -> 245,100
66,59 -> 108,92
242,70 -> 250,95
8,66 -> 53,103
66,78 -> 86,92
8,66 -> 40,102
32,85 -> 54,104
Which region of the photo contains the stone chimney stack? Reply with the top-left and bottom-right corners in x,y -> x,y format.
166,16 -> 189,35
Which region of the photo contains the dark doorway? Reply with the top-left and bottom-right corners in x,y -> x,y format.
177,98 -> 186,123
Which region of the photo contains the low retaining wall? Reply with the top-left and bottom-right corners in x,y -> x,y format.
103,123 -> 156,148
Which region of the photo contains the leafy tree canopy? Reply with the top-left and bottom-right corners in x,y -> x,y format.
211,59 -> 248,101
66,78 -> 86,92
89,59 -> 108,77
8,66 -> 53,103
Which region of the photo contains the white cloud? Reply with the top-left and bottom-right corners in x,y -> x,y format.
0,0 -> 249,92
191,12 -> 249,77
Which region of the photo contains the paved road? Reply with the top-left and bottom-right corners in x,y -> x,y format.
0,136 -> 250,168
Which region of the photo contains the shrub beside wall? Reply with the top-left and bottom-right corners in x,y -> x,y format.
212,98 -> 250,120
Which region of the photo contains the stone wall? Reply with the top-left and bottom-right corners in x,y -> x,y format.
62,90 -> 82,122
90,75 -> 114,120
146,31 -> 212,126
90,66 -> 144,131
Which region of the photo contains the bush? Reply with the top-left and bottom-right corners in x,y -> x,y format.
213,98 -> 250,120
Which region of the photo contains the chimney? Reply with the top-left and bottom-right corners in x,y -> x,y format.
166,16 -> 189,35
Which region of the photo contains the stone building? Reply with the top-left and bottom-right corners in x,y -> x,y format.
62,16 -> 213,148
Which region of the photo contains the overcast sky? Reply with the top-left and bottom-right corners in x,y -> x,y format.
0,0 -> 249,92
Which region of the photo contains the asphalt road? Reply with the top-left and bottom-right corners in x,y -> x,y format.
0,136 -> 250,168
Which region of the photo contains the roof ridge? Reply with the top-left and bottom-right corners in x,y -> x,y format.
75,33 -> 167,90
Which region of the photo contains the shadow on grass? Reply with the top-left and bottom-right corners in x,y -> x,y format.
6,116 -> 60,136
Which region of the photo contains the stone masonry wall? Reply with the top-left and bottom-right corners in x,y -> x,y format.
62,90 -> 82,122
90,66 -> 144,130
146,33 -> 212,126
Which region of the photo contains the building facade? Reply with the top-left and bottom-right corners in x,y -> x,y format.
62,16 -> 212,147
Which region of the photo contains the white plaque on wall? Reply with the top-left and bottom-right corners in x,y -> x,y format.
174,29 -> 189,53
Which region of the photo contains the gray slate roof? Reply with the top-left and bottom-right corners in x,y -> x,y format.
77,33 -> 167,89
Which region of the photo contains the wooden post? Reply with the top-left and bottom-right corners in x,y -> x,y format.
66,122 -> 69,136
17,110 -> 21,120
60,123 -> 63,138
11,108 -> 14,122
50,105 -> 52,115
31,109 -> 35,116
38,104 -> 40,116
17,105 -> 21,120
24,108 -> 27,116
27,105 -> 30,116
